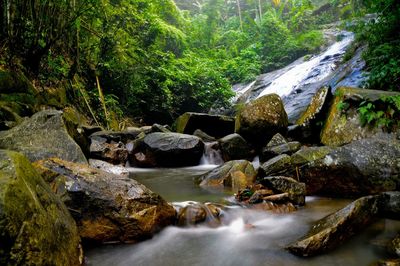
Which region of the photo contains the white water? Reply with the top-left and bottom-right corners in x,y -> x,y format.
256,32 -> 354,98
200,142 -> 224,166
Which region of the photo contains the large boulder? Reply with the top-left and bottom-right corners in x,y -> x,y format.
259,154 -> 294,177
287,195 -> 380,257
218,133 -> 253,161
34,158 -> 176,244
89,135 -> 128,165
175,112 -> 235,138
0,110 -> 87,163
138,132 -> 204,167
300,134 -> 400,197
235,94 -> 288,147
0,150 -> 82,265
198,160 -> 257,192
320,87 -> 399,147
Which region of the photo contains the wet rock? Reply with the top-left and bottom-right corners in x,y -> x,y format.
0,150 -> 82,265
219,133 -> 253,161
235,94 -> 288,148
34,158 -> 176,244
261,141 -> 301,162
287,195 -> 380,257
291,146 -> 333,166
320,87 -> 399,147
140,132 -> 204,167
380,192 -> 400,219
0,110 -> 87,163
291,86 -> 332,143
176,202 -> 221,227
193,129 -> 216,142
252,201 -> 297,213
261,176 -> 306,205
151,123 -> 171,133
248,189 -> 275,204
266,133 -> 288,147
89,159 -> 129,176
90,129 -> 142,144
300,134 -> 400,197
388,234 -> 400,257
375,259 -> 400,266
259,154 -> 294,177
199,160 -> 257,192
90,136 -> 128,165
175,112 -> 235,138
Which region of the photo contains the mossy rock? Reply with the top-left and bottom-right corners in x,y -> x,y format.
320,87 -> 399,147
0,69 -> 34,94
0,110 -> 87,163
235,94 -> 288,148
0,150 -> 82,265
291,146 -> 333,166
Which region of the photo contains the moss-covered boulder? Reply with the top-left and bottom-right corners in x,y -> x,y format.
175,112 -> 235,139
218,133 -> 253,161
300,134 -> 400,197
260,133 -> 301,162
287,195 -> 380,257
34,158 -> 176,244
0,110 -> 87,163
261,176 -> 306,206
198,160 -> 257,192
320,87 -> 399,147
259,154 -> 294,177
0,150 -> 82,265
235,94 -> 288,148
290,146 -> 333,166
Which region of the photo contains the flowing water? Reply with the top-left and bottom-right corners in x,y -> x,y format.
86,166 -> 400,266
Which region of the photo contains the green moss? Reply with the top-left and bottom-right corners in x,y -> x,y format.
0,150 -> 82,265
174,113 -> 190,133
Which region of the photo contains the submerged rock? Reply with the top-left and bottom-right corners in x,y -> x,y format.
300,134 -> 400,197
0,150 -> 82,265
0,110 -> 87,163
34,158 -> 176,244
235,94 -> 288,147
320,87 -> 399,147
199,160 -> 257,192
176,202 -> 221,227
140,132 -> 204,167
218,133 -> 253,161
287,195 -> 380,257
175,112 -> 235,138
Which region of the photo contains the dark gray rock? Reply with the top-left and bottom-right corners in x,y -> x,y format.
259,154 -> 294,177
287,195 -> 380,257
261,141 -> 301,162
193,129 -> 216,142
219,133 -> 253,161
262,176 -> 306,205
0,110 -> 87,163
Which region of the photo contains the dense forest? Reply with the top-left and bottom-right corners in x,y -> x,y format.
0,0 -> 399,126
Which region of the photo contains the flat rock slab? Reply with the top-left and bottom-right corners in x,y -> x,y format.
287,195 -> 380,257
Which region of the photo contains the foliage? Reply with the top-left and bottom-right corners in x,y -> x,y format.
358,95 -> 400,131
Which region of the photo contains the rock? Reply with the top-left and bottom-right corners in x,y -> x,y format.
388,234 -> 400,257
380,192 -> 400,219
287,195 -> 380,257
261,176 -> 306,205
175,112 -> 235,138
235,94 -> 288,148
89,159 -> 129,176
89,136 -> 128,165
0,110 -> 87,163
141,132 -> 204,167
300,134 -> 400,197
375,259 -> 400,266
218,133 -> 253,161
199,160 -> 257,192
261,142 -> 301,162
291,146 -> 333,166
266,133 -> 288,147
248,189 -> 275,204
291,86 -> 332,143
252,201 -> 297,213
320,87 -> 399,147
193,129 -> 216,142
176,202 -> 221,227
34,158 -> 176,244
151,123 -> 171,133
259,154 -> 294,177
263,193 -> 290,203
62,107 -> 91,157
0,150 -> 82,265
90,130 -> 142,144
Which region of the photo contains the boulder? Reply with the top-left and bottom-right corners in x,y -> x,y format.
380,192 -> 400,219
291,146 -> 333,166
287,195 -> 380,257
0,150 -> 82,265
175,112 -> 235,138
140,132 -> 204,167
259,154 -> 294,177
198,160 -> 257,192
218,133 -> 253,161
320,87 -> 399,147
151,123 -> 171,133
261,176 -> 306,205
300,134 -> 400,197
90,130 -> 142,144
235,94 -> 288,147
0,110 -> 87,163
290,86 -> 332,143
261,134 -> 301,162
34,158 -> 176,244
193,129 -> 216,142
89,135 -> 128,165
388,234 -> 400,258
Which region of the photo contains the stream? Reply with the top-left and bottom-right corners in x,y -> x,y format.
86,165 -> 400,266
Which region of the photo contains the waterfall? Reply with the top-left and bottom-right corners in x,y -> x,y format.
200,142 -> 224,166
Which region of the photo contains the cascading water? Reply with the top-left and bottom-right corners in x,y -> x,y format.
200,142 -> 224,166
